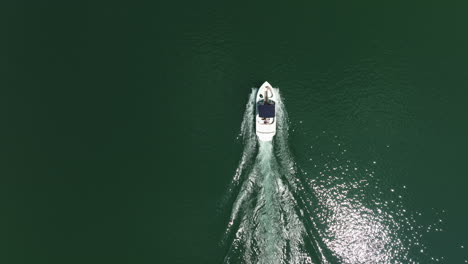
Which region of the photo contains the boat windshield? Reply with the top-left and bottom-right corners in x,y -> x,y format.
258,101 -> 275,118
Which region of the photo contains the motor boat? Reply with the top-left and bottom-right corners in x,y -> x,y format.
255,81 -> 276,141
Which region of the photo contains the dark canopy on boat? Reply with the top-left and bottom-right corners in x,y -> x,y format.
258,103 -> 275,118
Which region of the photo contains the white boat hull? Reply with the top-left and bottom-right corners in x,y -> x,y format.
255,81 -> 276,142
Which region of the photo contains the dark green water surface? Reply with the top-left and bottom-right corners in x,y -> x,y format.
1,1 -> 467,263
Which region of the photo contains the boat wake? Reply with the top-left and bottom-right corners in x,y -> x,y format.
222,87 -> 438,264
222,88 -> 331,264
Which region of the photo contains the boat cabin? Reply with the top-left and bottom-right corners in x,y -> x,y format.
258,100 -> 275,118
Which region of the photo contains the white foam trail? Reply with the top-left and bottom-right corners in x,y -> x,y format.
223,87 -> 432,264
223,87 -> 328,264
222,89 -> 258,234
236,88 -> 258,182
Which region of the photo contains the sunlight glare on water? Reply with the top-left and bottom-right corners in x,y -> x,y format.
222,86 -> 443,264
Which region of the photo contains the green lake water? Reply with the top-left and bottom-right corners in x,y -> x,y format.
1,1 -> 467,263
